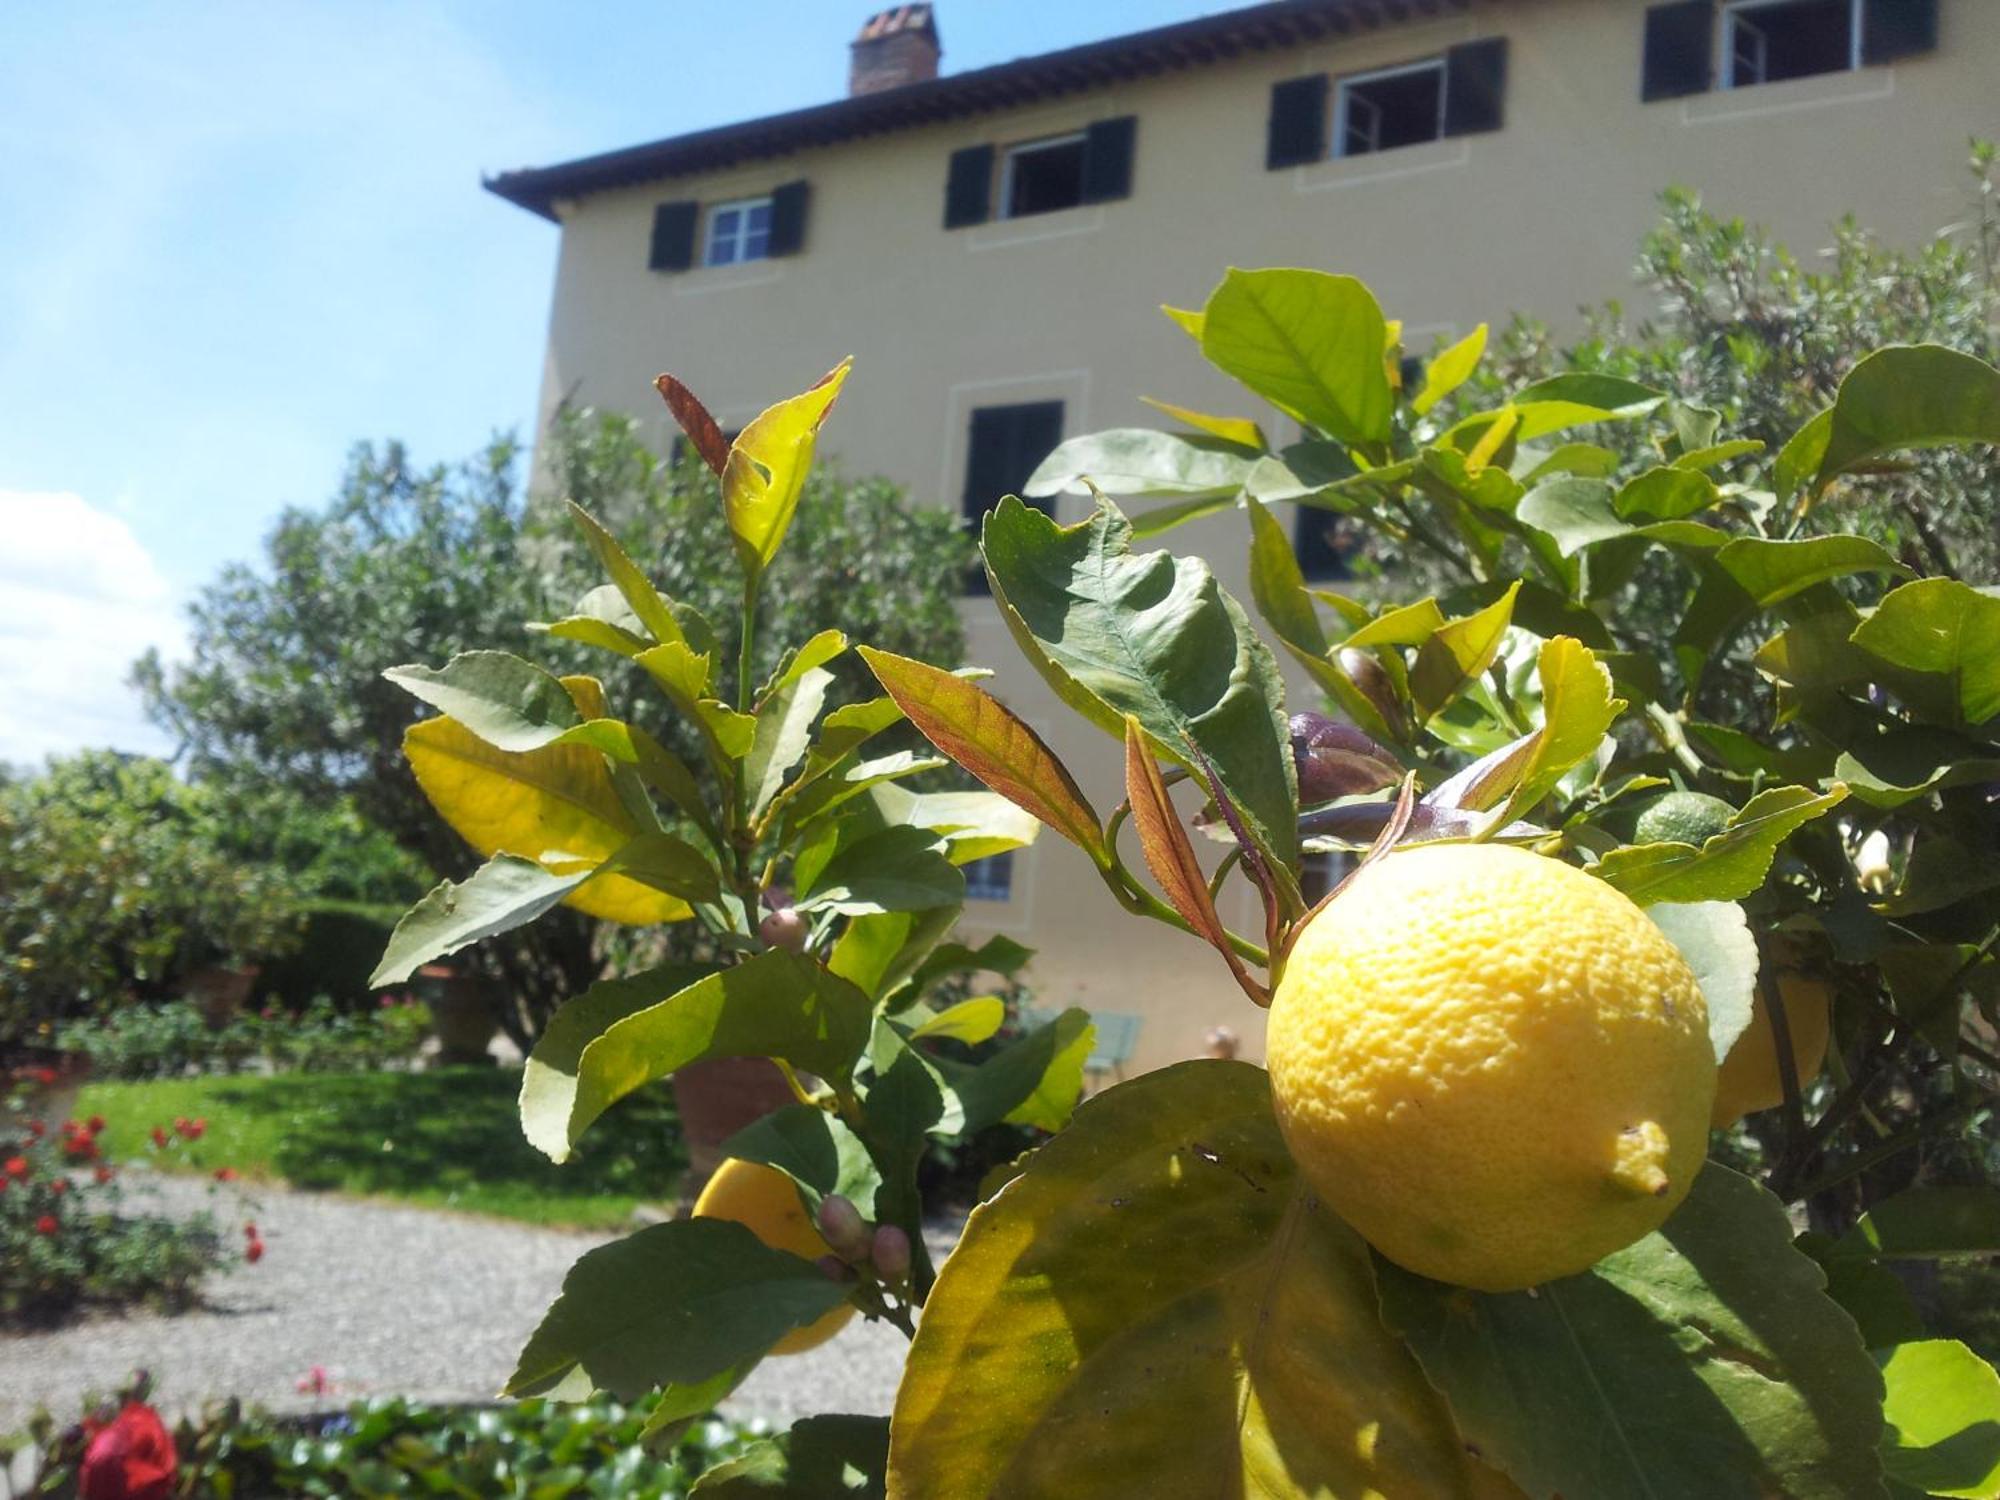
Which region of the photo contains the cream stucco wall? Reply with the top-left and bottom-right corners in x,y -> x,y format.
524,0 -> 1999,1075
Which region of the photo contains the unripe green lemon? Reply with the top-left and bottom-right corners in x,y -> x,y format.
1268,843 -> 1715,1292
1635,790 -> 1735,847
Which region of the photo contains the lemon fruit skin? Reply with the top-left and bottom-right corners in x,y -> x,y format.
693,1158 -> 855,1354
1711,972 -> 1833,1128
1268,843 -> 1715,1292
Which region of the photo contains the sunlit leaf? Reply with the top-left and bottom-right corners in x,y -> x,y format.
722,359 -> 853,576
691,1415 -> 889,1498
1493,636 -> 1625,820
1411,323 -> 1487,416
1592,784 -> 1849,905
1850,578 -> 2000,727
1138,396 -> 1267,449
1876,1340 -> 2000,1500
1024,429 -> 1256,500
794,824 -> 964,917
1411,582 -> 1519,721
1198,268 -> 1393,448
745,666 -> 832,819
1377,1165 -> 1886,1500
1816,344 -> 2000,486
567,502 -> 692,651
1647,901 -> 1758,1064
385,651 -> 580,752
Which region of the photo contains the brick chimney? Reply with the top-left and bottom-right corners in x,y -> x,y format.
850,5 -> 941,96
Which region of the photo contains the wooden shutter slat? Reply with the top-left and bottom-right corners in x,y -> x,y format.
944,144 -> 995,229
1641,1 -> 1714,102
1861,0 -> 1939,64
648,200 -> 699,272
767,180 -> 810,257
1265,74 -> 1328,170
1442,37 -> 1508,137
1081,116 -> 1138,204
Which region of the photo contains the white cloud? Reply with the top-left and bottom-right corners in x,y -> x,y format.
0,490 -> 184,768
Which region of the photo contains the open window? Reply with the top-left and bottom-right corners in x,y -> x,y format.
999,133 -> 1090,219
1337,61 -> 1447,157
704,195 -> 773,266
1721,0 -> 1858,87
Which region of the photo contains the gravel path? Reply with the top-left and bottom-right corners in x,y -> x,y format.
0,1173 -> 943,1436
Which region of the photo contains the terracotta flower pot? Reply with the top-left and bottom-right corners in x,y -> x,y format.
415,965 -> 498,1066
670,1056 -> 799,1204
186,966 -> 260,1029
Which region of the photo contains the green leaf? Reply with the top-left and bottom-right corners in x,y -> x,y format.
1616,465 -> 1721,521
1024,429 -> 1255,500
860,784 -> 1041,866
691,1415 -> 889,1498
745,666 -> 832,819
1411,323 -> 1487,416
1377,1164 -> 1887,1500
1834,728 -> 2000,810
1245,497 -> 1328,654
1776,408 -> 1834,500
637,642 -> 757,762
1592,784 -> 1849,905
1137,396 -> 1267,450
1517,477 -> 1726,556
1198,268 -> 1392,448
1877,1341 -> 2000,1500
520,951 -> 874,1162
859,647 -> 1107,866
1879,838 -> 2000,918
1647,900 -> 1758,1065
385,651 -> 584,753
1832,1187 -> 2000,1261
794,823 -> 964,917
505,1219 -> 847,1400
1495,636 -> 1625,820
722,1105 -> 882,1223
1715,534 -> 1908,606
1816,344 -> 2000,486
1672,438 -> 1765,472
981,496 -> 1298,873
567,502 -> 692,652
906,995 -> 1007,1046
1851,579 -> 2000,727
373,854 -> 591,987
1504,372 -> 1665,439
887,1061 -> 1504,1500
757,629 -> 847,707
1411,581 -> 1518,721
828,907 -> 960,1002
942,1005 -> 1094,1135
722,359 -> 852,576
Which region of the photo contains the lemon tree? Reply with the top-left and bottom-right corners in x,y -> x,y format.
379,277 -> 2000,1498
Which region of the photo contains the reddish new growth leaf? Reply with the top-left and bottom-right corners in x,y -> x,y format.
654,373 -> 731,476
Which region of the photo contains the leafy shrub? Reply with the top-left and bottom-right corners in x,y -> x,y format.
0,1091 -> 254,1324
0,752 -> 301,1043
55,996 -> 432,1081
19,1377 -> 761,1500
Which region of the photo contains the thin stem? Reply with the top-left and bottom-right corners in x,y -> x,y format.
738,575 -> 759,714
1761,972 -> 1810,1153
772,1059 -> 827,1112
1790,1099 -> 1983,1203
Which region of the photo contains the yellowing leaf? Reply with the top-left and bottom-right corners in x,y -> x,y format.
404,716 -> 689,925
1137,396 -> 1266,450
722,359 -> 852,576
1413,324 -> 1489,416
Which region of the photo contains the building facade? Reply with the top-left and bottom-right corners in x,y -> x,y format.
490,0 -> 1994,1075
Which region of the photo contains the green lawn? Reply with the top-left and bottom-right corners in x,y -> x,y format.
76,1068 -> 684,1230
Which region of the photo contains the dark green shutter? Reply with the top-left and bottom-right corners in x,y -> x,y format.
1862,0 -> 1939,63
944,144 -> 994,229
1081,116 -> 1138,204
1642,2 -> 1714,101
962,401 -> 1064,594
648,200 -> 699,271
768,180 -> 810,256
1265,74 -> 1328,169
1442,38 -> 1508,136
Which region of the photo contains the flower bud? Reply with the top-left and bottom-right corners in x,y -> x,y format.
759,905 -> 808,953
815,1194 -> 870,1260
815,1253 -> 851,1283
1855,829 -> 1893,894
1289,711 -> 1401,805
870,1224 -> 912,1282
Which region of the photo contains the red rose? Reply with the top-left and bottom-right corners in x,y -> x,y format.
172,1117 -> 191,1137
51,1178 -> 69,1195
87,1115 -> 107,1134
245,1239 -> 265,1264
243,1221 -> 258,1239
31,1067 -> 58,1085
149,1127 -> 168,1149
35,1214 -> 58,1235
188,1118 -> 207,1139
3,1156 -> 26,1179
213,1167 -> 238,1183
27,1119 -> 45,1140
95,1166 -> 116,1185
79,1401 -> 179,1500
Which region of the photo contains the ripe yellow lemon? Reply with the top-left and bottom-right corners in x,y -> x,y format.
1711,972 -> 1833,1128
693,1158 -> 855,1354
1267,843 -> 1715,1292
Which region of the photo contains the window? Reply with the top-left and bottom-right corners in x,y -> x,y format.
1298,850 -> 1355,906
1000,133 -> 1089,219
705,195 -> 773,266
1337,61 -> 1446,157
1722,0 -> 1858,87
963,851 -> 1014,902
1292,506 -> 1351,582
961,400 -> 1064,594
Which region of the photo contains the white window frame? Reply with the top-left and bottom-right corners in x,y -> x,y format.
1333,58 -> 1447,159
997,131 -> 1088,220
703,194 -> 774,267
1720,0 -> 1864,89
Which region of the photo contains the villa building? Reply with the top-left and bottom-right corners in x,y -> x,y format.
488,0 -> 1992,1074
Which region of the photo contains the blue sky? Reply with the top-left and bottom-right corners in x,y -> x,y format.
0,0 -> 1219,764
